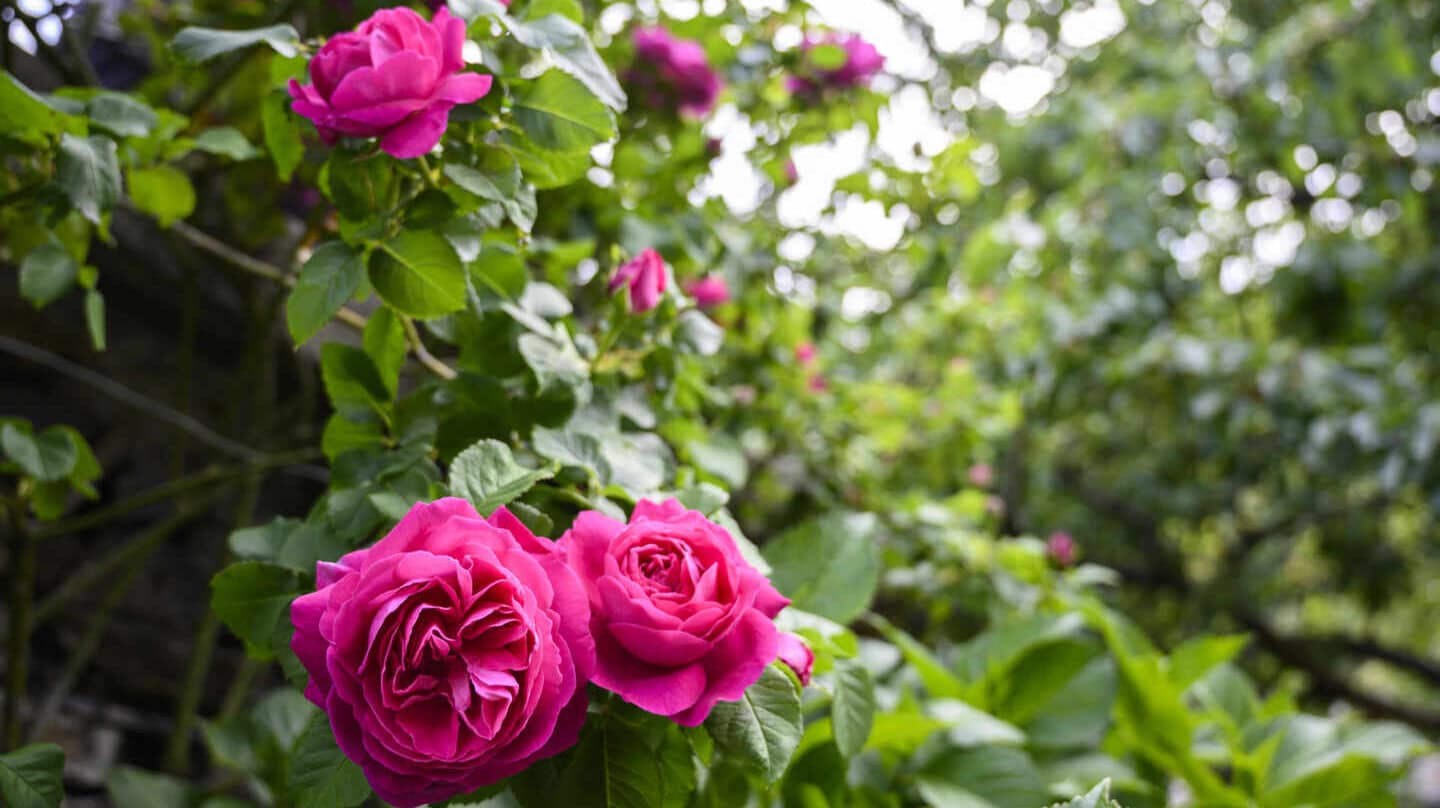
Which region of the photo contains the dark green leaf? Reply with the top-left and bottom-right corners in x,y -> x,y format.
172,24 -> 301,62
19,243 -> 78,308
0,72 -> 66,140
262,91 -> 305,181
289,713 -> 371,808
504,15 -> 626,111
0,744 -> 64,808
84,288 -> 107,351
321,344 -> 392,421
449,439 -> 555,515
830,659 -> 875,757
210,561 -> 305,660
512,70 -> 616,152
762,512 -> 880,624
192,126 -> 261,160
288,242 -> 365,345
86,92 -> 158,138
705,664 -> 802,783
1,423 -> 77,482
56,134 -> 122,225
106,766 -> 190,808
368,230 -> 467,318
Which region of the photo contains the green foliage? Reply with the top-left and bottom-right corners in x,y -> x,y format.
449,439 -> 556,515
705,664 -> 803,782
287,242 -> 365,345
0,745 -> 65,808
171,24 -> 301,62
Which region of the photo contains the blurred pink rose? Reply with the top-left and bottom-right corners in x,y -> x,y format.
560,499 -> 790,726
289,6 -> 492,159
685,275 -> 731,308
967,463 -> 994,488
290,499 -> 594,807
1047,531 -> 1077,567
627,26 -> 723,117
795,342 -> 817,364
776,633 -> 814,686
788,33 -> 884,97
609,248 -> 668,313
783,159 -> 799,184
807,374 -> 829,393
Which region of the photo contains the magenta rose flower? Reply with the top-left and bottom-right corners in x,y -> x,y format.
560,499 -> 790,726
288,6 -> 493,159
684,275 -> 731,308
626,26 -> 722,117
609,248 -> 668,313
776,633 -> 814,686
1047,531 -> 1078,567
290,499 -> 594,808
787,33 -> 884,97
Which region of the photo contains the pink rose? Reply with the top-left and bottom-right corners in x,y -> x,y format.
776,633 -> 814,686
609,248 -> 668,313
560,499 -> 790,726
788,33 -> 884,97
794,342 -> 817,364
807,374 -> 829,393
626,26 -> 722,117
684,275 -> 731,308
1047,531 -> 1077,567
288,6 -> 493,159
967,463 -> 994,488
290,499 -> 594,807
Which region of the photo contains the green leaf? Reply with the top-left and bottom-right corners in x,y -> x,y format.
56,134 -> 122,225
84,288 -> 107,351
705,664 -> 802,783
1047,780 -> 1123,808
210,561 -> 305,660
512,70 -> 616,152
449,0 -> 510,21
288,242 -> 365,345
0,72 -> 65,140
525,0 -> 584,23
449,439 -> 555,515
192,126 -> 261,160
263,91 -> 305,181
502,131 -> 592,190
808,43 -> 849,71
830,659 -> 875,757
19,243 -> 78,308
676,310 -> 724,356
363,306 -> 407,396
106,766 -> 190,808
866,613 -> 965,699
504,15 -> 626,111
915,746 -> 1046,808
762,512 -> 880,624
127,164 -> 196,227
289,713 -> 371,808
534,712 -> 669,808
86,92 -> 158,138
321,344 -> 392,421
1,423 -> 77,482
0,744 -> 64,808
172,24 -> 301,62
368,230 -> 467,318
1168,633 -> 1248,689
230,517 -> 346,573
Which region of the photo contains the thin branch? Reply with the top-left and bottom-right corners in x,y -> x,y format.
402,315 -> 458,380
3,497 -> 35,750
0,336 -> 331,478
165,219 -> 370,331
33,448 -> 322,540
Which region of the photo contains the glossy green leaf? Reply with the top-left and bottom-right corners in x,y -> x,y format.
288,242 -> 365,345
127,164 -> 196,227
210,561 -> 305,660
763,512 -> 880,624
0,744 -> 64,808
830,659 -> 875,757
289,713 -> 371,808
368,230 -> 467,318
172,24 -> 301,62
705,664 -> 802,783
512,70 -> 616,152
56,134 -> 122,225
19,243 -> 78,308
449,439 -> 555,515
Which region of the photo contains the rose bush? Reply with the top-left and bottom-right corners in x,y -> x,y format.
561,499 -> 789,726
288,6 -> 491,158
290,499 -> 593,806
626,26 -> 722,117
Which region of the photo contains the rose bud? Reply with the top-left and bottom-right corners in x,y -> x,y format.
609,248 -> 668,313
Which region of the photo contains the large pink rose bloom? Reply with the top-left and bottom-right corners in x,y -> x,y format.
627,26 -> 722,117
560,499 -> 789,726
289,6 -> 493,159
788,33 -> 884,97
290,499 -> 594,808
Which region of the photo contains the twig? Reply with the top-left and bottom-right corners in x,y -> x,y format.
33,500 -> 211,625
33,448 -> 322,540
3,497 -> 36,750
167,219 -> 370,329
402,315 -> 458,380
